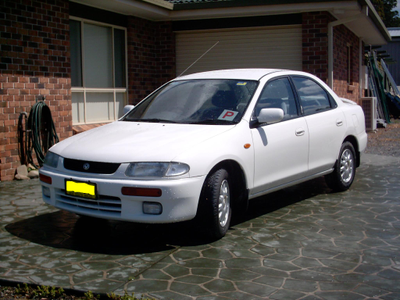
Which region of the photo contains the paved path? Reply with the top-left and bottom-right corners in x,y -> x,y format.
1,154 -> 400,299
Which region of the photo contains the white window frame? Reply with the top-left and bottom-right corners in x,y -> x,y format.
70,17 -> 128,125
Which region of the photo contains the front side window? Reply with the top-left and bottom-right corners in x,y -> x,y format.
123,80 -> 258,125
70,19 -> 127,124
291,76 -> 332,115
254,77 -> 298,121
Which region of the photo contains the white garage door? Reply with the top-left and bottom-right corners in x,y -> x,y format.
176,25 -> 302,76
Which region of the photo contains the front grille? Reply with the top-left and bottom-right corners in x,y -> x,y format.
56,190 -> 122,215
64,158 -> 120,174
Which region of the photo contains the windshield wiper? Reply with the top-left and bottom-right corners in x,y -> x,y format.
123,118 -> 178,123
188,119 -> 235,125
139,118 -> 178,123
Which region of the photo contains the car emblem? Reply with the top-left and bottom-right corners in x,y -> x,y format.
83,163 -> 90,171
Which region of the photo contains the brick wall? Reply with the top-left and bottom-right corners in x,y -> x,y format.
302,12 -> 333,83
127,17 -> 176,105
332,24 -> 361,101
0,2 -> 176,181
302,12 -> 361,103
0,0 -> 72,181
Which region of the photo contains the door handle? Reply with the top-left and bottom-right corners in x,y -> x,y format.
295,128 -> 305,136
336,119 -> 343,126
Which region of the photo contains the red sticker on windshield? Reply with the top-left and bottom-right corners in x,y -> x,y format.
218,110 -> 239,121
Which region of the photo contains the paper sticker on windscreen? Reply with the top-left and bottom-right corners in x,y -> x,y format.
218,110 -> 238,121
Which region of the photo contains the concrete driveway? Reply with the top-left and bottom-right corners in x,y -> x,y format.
1,153 -> 400,299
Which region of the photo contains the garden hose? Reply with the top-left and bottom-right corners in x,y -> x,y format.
18,99 -> 59,168
17,112 -> 28,166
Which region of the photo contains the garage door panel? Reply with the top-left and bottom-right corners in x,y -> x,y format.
176,26 -> 302,75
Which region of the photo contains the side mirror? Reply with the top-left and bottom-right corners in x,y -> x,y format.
123,105 -> 135,115
257,108 -> 284,124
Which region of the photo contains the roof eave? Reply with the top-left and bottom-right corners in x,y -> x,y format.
359,0 -> 391,43
70,0 -> 390,44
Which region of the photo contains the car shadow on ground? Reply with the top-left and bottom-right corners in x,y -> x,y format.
237,176 -> 330,224
5,177 -> 331,255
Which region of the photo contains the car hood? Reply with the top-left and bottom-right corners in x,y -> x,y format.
51,121 -> 235,163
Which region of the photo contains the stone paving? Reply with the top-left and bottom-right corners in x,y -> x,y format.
0,153 -> 400,299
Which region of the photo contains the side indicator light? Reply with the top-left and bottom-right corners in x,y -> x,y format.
244,143 -> 251,149
39,173 -> 52,184
122,187 -> 162,197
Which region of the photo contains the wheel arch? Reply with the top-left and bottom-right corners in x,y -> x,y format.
206,159 -> 249,211
343,135 -> 360,167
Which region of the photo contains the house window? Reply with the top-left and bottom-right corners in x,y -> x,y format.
347,44 -> 352,85
70,18 -> 127,124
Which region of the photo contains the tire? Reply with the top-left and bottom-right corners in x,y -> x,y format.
199,168 -> 232,239
325,141 -> 356,192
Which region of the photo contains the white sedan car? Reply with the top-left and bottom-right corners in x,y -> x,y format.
40,69 -> 367,238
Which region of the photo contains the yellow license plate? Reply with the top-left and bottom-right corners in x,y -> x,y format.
65,180 -> 97,199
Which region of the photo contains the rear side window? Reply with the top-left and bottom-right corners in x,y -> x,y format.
291,76 -> 333,115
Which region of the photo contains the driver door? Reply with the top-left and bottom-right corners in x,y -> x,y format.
250,77 -> 309,197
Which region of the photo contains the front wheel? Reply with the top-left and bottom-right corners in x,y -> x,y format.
199,168 -> 232,239
325,141 -> 356,192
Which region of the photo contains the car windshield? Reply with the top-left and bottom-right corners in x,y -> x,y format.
122,79 -> 258,125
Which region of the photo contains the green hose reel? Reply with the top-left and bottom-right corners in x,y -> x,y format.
18,97 -> 59,168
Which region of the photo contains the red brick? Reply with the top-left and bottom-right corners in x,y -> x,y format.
3,107 -> 14,114
2,151 -> 11,158
3,82 -> 14,88
5,144 -> 17,151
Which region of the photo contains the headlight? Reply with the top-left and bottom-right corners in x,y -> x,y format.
43,151 -> 60,168
125,162 -> 190,178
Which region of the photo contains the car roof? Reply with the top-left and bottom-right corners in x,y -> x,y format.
175,68 -> 290,81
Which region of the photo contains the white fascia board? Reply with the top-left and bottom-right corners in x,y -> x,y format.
167,2 -> 359,21
70,0 -> 171,20
140,0 -> 173,10
71,0 -> 358,21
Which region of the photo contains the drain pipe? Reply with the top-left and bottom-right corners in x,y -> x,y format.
328,7 -> 367,89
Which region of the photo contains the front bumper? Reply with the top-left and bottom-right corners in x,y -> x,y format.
39,168 -> 205,223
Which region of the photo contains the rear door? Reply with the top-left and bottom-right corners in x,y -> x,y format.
291,76 -> 346,175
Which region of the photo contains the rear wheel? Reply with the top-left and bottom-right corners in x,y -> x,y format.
325,141 -> 356,192
199,168 -> 232,239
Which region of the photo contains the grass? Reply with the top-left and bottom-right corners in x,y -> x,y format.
0,283 -> 156,300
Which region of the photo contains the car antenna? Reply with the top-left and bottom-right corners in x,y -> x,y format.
178,41 -> 219,77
